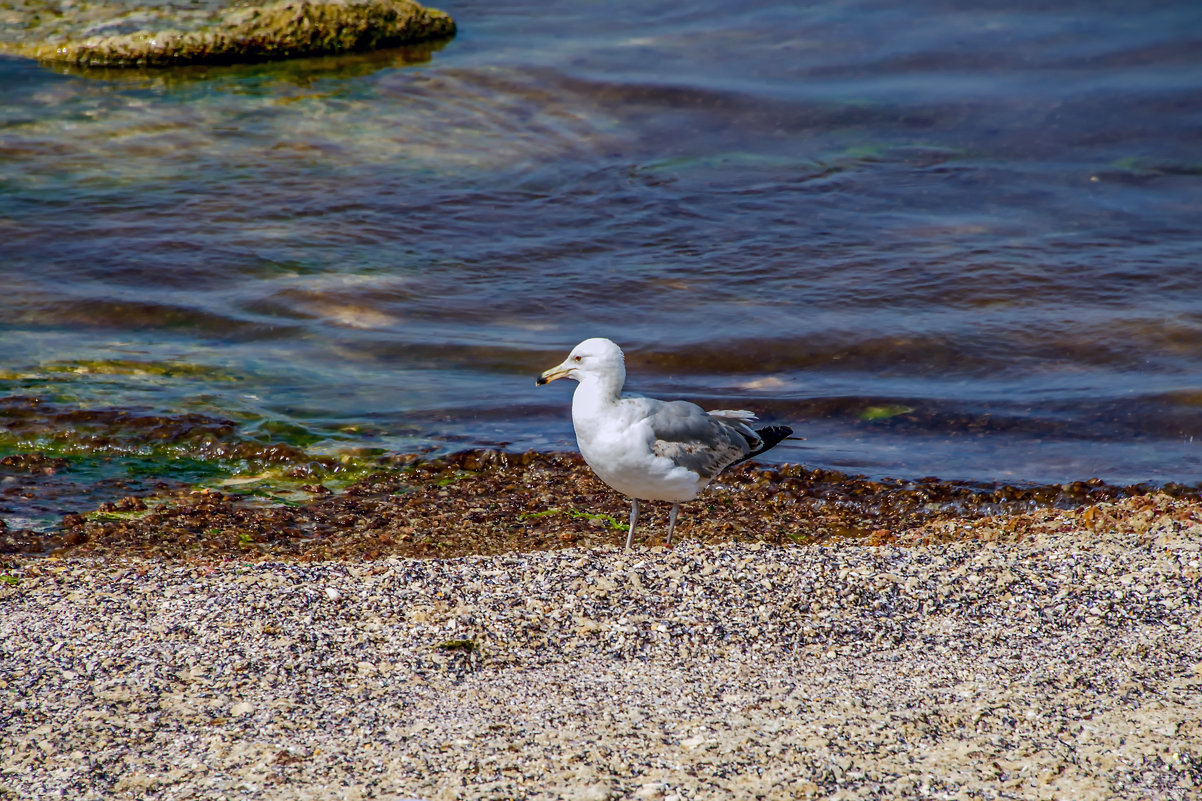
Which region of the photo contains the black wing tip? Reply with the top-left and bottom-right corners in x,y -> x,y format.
730,424 -> 793,466
754,425 -> 793,454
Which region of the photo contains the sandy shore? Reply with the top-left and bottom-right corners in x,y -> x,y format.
2,495 -> 1201,800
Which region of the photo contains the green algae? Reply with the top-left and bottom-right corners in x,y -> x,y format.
0,396 -> 393,522
432,470 -> 475,487
2,361 -> 227,381
213,459 -> 381,504
519,507 -> 627,532
0,359 -> 246,427
6,0 -> 456,68
860,404 -> 916,421
245,420 -> 327,449
41,359 -> 243,381
123,455 -> 229,481
86,506 -> 155,523
435,639 -> 476,652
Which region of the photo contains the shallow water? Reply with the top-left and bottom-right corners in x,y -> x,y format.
3,0 -> 1202,510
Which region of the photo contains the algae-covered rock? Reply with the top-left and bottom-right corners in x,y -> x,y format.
6,0 -> 455,67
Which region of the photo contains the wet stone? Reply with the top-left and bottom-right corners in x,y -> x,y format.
0,0 -> 456,67
0,452 -> 69,473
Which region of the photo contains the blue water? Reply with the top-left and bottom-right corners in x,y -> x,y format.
2,0 -> 1202,486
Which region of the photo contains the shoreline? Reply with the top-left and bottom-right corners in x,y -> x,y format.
3,495 -> 1201,799
6,448 -> 1200,563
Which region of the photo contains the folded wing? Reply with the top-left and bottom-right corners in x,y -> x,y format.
643,400 -> 758,480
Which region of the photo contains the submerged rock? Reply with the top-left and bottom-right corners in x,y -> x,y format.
3,0 -> 455,67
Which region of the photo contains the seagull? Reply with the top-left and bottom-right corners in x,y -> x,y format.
537,337 -> 792,548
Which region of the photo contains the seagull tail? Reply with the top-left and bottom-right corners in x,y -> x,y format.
734,425 -> 793,465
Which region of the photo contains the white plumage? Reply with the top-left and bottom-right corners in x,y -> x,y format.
537,337 -> 791,547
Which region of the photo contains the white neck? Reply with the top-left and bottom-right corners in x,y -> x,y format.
571,369 -> 623,421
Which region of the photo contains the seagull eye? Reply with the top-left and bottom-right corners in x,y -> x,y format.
573,355 -> 582,362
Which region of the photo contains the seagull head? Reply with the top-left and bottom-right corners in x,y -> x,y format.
537,337 -> 626,387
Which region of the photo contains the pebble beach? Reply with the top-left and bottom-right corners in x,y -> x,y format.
3,493 -> 1201,800
5,0 -> 1202,797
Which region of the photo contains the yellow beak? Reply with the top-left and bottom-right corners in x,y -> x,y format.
537,361 -> 573,385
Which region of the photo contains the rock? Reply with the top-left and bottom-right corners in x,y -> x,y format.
634,782 -> 666,800
570,784 -> 615,801
3,0 -> 456,68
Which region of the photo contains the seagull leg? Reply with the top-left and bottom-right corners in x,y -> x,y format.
625,498 -> 639,549
666,503 -> 679,547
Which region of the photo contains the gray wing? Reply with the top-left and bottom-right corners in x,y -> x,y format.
640,399 -> 756,479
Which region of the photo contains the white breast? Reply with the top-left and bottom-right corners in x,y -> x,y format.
572,395 -> 706,502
